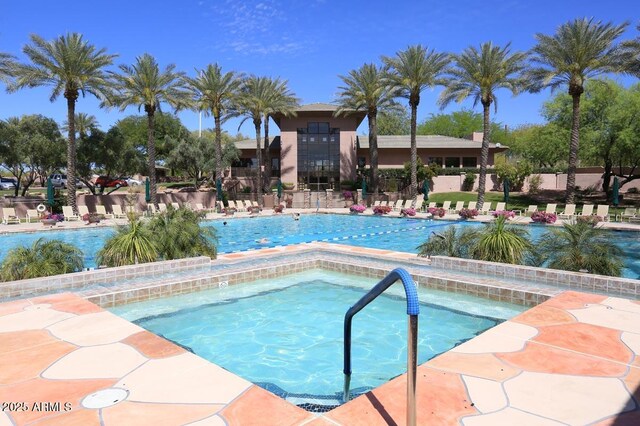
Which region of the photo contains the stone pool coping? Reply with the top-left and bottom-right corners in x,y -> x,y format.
0,284 -> 638,424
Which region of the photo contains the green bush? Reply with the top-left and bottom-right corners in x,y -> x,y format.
528,174 -> 543,194
462,174 -> 476,191
1,238 -> 84,281
494,159 -> 532,191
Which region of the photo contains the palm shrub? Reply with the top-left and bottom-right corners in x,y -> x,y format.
96,219 -> 158,267
536,221 -> 623,276
417,226 -> 480,258
147,206 -> 217,260
1,238 -> 84,281
472,216 -> 534,264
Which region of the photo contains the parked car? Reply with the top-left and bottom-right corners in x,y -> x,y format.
120,176 -> 142,186
49,173 -> 84,189
95,176 -> 128,189
0,177 -> 17,190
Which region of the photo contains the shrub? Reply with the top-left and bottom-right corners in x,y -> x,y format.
492,210 -> 516,220
400,207 -> 416,217
528,174 -> 543,194
96,220 -> 158,267
342,190 -> 353,199
576,215 -> 602,226
44,213 -> 64,222
473,216 -> 534,264
461,174 -> 476,191
427,207 -> 446,218
0,238 -> 84,281
373,205 -> 392,215
494,158 -> 532,191
531,211 -> 557,224
350,204 -> 366,213
458,208 -> 479,219
241,186 -> 252,193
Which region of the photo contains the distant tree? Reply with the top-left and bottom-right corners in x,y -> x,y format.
110,54 -> 190,205
0,239 -> 83,281
62,113 -> 99,138
9,33 -> 116,213
376,108 -> 411,135
622,23 -> 640,77
508,123 -> 568,168
115,113 -> 189,161
184,64 -> 243,183
440,42 -> 527,210
525,18 -> 629,203
417,109 -> 509,143
336,63 -> 399,196
383,44 -> 449,200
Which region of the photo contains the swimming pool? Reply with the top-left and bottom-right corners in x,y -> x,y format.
111,269 -> 524,410
1,214 -> 639,278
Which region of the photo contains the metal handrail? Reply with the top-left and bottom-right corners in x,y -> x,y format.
343,268 -> 419,426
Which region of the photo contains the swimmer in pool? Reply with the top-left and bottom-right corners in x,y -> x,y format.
293,213 -> 300,220
257,238 -> 269,244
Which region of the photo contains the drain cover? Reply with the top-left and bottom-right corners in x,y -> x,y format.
81,388 -> 129,409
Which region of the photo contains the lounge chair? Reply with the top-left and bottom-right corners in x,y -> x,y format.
147,204 -> 158,216
111,205 -> 127,219
393,200 -> 404,211
234,200 -> 246,212
25,209 -> 40,223
78,205 -> 90,217
373,200 -> 381,207
171,202 -> 180,210
621,207 -> 637,222
452,201 -> 465,213
228,200 -> 237,210
2,208 -> 20,224
428,202 -> 437,209
95,205 -> 114,219
414,194 -> 424,210
595,204 -> 610,221
158,203 -> 167,213
441,201 -> 451,212
402,199 -> 413,209
217,201 -> 225,212
467,201 -> 477,210
545,203 -> 557,214
251,201 -> 260,209
62,206 -> 79,221
558,204 -> 576,219
580,204 -> 594,216
481,202 -> 492,215
523,205 -> 538,216
493,202 -> 506,212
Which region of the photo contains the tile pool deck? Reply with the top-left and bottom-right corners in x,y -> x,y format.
1,279 -> 639,424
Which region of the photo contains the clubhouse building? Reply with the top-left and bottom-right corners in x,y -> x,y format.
233,103 -> 507,191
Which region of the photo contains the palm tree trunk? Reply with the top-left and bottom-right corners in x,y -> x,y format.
65,94 -> 78,214
214,112 -> 223,181
409,98 -> 418,205
254,118 -> 263,207
264,115 -> 272,192
476,102 -> 491,211
147,110 -> 157,206
566,93 -> 582,203
368,111 -> 379,197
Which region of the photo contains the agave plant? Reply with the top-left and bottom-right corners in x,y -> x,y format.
536,220 -> 623,276
96,219 -> 158,267
417,226 -> 480,258
0,238 -> 84,281
472,216 -> 534,264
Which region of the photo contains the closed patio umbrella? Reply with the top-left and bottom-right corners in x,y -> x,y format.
361,179 -> 367,201
612,176 -> 620,207
503,178 -> 510,207
422,179 -> 430,200
46,177 -> 54,206
216,178 -> 223,198
145,178 -> 151,203
276,179 -> 282,199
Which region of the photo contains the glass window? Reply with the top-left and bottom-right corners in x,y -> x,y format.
428,157 -> 443,167
308,122 -> 318,133
462,157 -> 477,167
318,122 -> 329,133
445,157 -> 460,168
297,122 -> 340,190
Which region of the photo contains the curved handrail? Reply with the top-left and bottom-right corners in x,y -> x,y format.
343,267 -> 419,425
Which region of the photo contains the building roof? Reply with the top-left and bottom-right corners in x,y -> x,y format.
272,103 -> 366,127
295,102 -> 341,112
233,136 -> 280,150
357,135 -> 508,150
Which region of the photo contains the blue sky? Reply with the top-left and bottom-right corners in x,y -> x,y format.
0,0 -> 638,137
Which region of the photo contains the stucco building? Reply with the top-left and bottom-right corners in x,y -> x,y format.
233,103 -> 507,190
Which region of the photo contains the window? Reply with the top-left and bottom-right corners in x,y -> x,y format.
462,157 -> 478,167
297,122 -> 340,190
445,157 -> 460,168
428,157 -> 443,167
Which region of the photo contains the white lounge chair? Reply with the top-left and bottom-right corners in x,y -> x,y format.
453,201 -> 465,213
493,202 -> 506,212
580,204 -> 594,216
523,205 -> 538,216
415,194 -> 424,210
244,200 -> 253,210
441,201 -> 451,212
233,200 -> 246,212
621,207 -> 637,222
171,202 -> 180,210
158,203 -> 167,213
393,200 -> 404,211
25,209 -> 40,223
481,202 -> 492,214
78,205 -> 90,217
228,200 -> 237,210
558,204 -> 576,219
373,200 -> 381,207
216,201 -> 224,212
467,201 -> 477,210
595,204 -> 610,221
428,202 -> 437,209
402,199 -> 413,209
545,203 -> 557,214
95,205 -> 113,219
2,208 -> 20,224
111,205 -> 127,219
147,204 -> 158,216
62,206 -> 79,221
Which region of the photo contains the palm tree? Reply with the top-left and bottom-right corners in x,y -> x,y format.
63,113 -> 98,138
439,42 -> 527,210
472,216 -> 533,264
0,52 -> 16,84
623,24 -> 640,77
96,219 -> 158,267
537,220 -> 623,276
9,33 -> 116,213
260,79 -> 298,192
184,64 -> 243,183
336,63 -> 399,196
0,238 -> 84,281
383,45 -> 449,203
417,226 -> 480,258
526,18 -> 629,203
110,53 -> 190,205
147,206 -> 217,259
235,76 -> 276,206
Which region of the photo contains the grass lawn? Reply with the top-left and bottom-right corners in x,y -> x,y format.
426,191 -> 540,212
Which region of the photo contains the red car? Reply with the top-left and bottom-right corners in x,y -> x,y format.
95,176 -> 128,189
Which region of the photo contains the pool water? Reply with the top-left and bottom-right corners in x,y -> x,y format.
112,270 -> 524,409
0,214 -> 639,278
